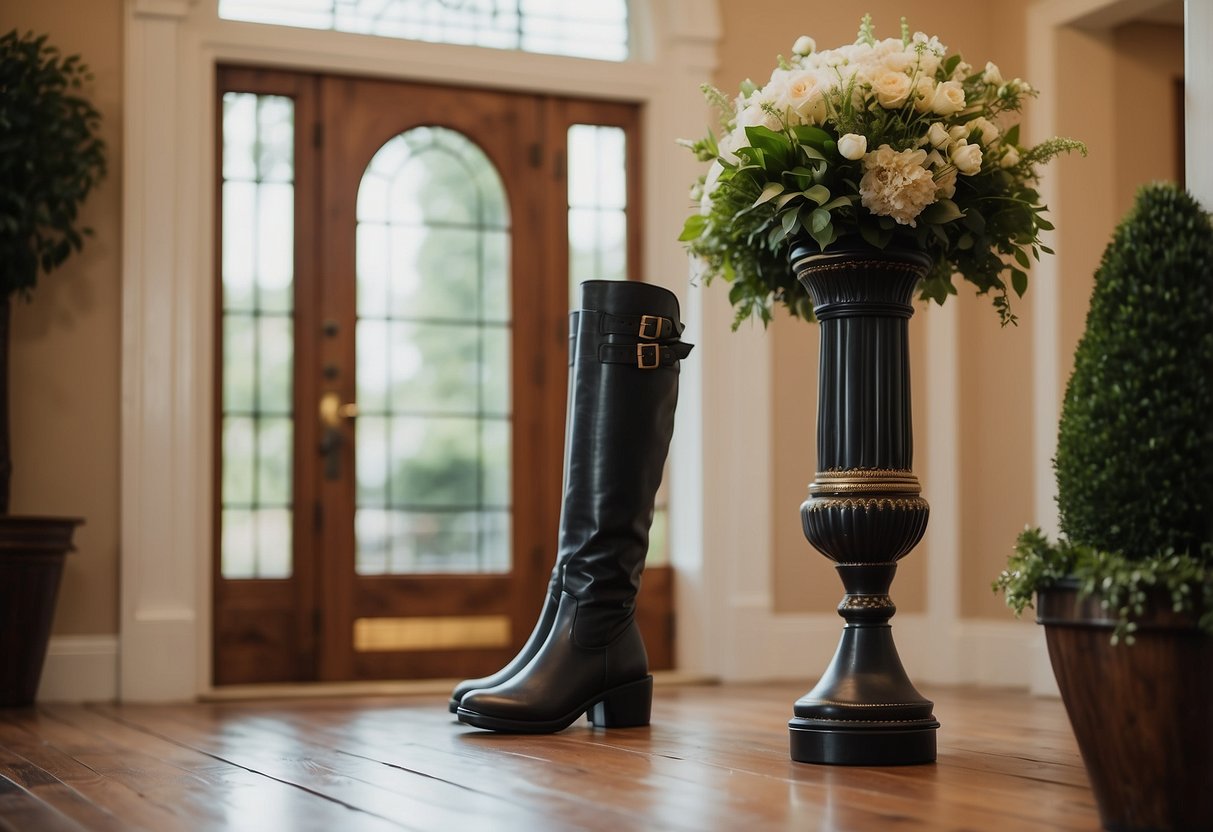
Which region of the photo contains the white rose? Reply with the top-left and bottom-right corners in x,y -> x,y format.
838,133 -> 868,160
951,140 -> 983,175
1001,146 -> 1020,168
930,81 -> 966,115
924,149 -> 946,168
872,71 -> 913,108
951,61 -> 972,80
785,71 -> 827,124
793,35 -> 816,56
882,50 -> 914,73
948,125 -> 969,142
983,62 -> 1003,85
912,77 -> 936,113
927,122 -> 951,149
969,116 -> 1000,146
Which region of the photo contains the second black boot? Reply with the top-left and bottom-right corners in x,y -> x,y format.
456,279 -> 691,733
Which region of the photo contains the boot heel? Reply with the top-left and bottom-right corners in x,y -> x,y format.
588,676 -> 653,728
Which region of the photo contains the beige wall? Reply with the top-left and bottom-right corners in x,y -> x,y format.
0,1 -> 1184,646
2,0 -> 124,635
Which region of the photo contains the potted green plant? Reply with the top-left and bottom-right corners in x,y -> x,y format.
994,183 -> 1213,831
0,30 -> 106,706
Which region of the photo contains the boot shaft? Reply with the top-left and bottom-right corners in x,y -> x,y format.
558,280 -> 691,645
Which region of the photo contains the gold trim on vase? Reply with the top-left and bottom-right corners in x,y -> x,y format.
804,497 -> 930,512
810,468 -> 921,497
840,595 -> 895,610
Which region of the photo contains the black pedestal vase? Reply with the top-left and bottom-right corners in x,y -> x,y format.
787,243 -> 939,765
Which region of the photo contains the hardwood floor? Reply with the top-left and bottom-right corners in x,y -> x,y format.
0,683 -> 1100,831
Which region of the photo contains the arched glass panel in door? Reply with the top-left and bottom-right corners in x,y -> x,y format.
354,127 -> 511,576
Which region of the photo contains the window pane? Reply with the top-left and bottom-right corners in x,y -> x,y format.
567,124 -> 628,305
220,92 -> 295,580
220,0 -> 630,62
356,126 -> 513,575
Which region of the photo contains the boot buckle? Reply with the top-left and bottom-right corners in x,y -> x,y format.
637,343 -> 660,369
638,315 -> 664,340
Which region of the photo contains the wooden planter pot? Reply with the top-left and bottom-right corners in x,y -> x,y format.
1038,581 -> 1213,832
0,516 -> 81,707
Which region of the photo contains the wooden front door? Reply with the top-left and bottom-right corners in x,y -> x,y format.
212,67 -> 671,686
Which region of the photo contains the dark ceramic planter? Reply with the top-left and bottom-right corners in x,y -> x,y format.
0,516 -> 81,707
1039,580 -> 1213,832
786,243 -> 938,766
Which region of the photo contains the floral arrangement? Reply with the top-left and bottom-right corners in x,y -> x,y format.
680,15 -> 1085,328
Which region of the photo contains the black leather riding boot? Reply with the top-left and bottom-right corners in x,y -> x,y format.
447,313 -> 582,712
457,280 -> 691,733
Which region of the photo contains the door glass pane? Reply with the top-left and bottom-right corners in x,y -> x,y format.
355,126 -> 512,575
218,0 -> 630,62
567,124 -> 628,300
219,92 -> 295,580
566,120 -> 668,565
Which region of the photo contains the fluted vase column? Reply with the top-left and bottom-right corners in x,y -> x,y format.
787,243 -> 939,766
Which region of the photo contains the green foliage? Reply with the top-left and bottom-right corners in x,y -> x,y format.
994,529 -> 1213,643
995,183 -> 1213,640
1056,184 -> 1213,558
0,30 -> 107,298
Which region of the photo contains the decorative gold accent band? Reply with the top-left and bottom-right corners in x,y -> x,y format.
805,497 -> 930,512
840,595 -> 895,610
792,258 -> 925,277
810,468 -> 921,496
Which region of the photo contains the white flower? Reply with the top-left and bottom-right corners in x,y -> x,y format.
1001,146 -> 1020,168
784,71 -> 828,124
838,133 -> 868,160
983,61 -> 1003,85
951,140 -> 984,175
927,122 -> 951,149
951,61 -> 972,80
872,70 -> 913,108
930,81 -> 966,115
793,35 -> 816,56
912,77 -> 936,113
859,144 -> 938,226
969,116 -> 1000,146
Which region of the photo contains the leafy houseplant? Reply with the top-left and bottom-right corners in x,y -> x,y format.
680,14 -> 1084,328
0,30 -> 106,706
995,183 -> 1213,832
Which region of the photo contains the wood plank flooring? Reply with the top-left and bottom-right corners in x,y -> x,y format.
0,683 -> 1101,831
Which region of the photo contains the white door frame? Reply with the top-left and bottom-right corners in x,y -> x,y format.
119,0 -> 723,700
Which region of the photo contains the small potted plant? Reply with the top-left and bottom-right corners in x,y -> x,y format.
994,183 -> 1213,832
0,30 -> 106,706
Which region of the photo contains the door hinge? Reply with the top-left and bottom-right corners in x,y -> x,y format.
313,500 -> 324,531
313,122 -> 323,148
529,143 -> 542,168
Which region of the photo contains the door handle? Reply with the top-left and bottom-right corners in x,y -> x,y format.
319,391 -> 359,428
319,392 -> 358,480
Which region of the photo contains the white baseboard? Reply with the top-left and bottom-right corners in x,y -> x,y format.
36,634 -> 119,703
717,599 -> 1057,694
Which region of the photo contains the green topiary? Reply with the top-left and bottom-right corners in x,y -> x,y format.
1056,183 -> 1213,554
995,182 -> 1213,642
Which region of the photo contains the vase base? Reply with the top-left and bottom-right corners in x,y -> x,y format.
788,717 -> 938,766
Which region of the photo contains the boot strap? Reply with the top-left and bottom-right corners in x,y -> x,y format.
598,341 -> 693,370
596,311 -> 684,340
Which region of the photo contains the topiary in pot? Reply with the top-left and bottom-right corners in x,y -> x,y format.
995,182 -> 1213,832
0,30 -> 106,706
